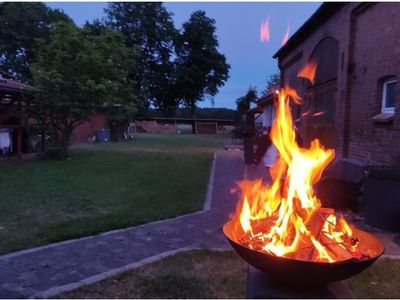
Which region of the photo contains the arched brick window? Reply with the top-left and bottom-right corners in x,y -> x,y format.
303,37 -> 339,147
310,37 -> 340,86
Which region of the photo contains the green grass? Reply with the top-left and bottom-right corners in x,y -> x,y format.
58,251 -> 400,299
0,134 -> 224,255
346,258 -> 400,298
58,250 -> 247,299
72,133 -> 225,154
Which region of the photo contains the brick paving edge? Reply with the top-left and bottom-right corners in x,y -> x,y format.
203,152 -> 217,211
32,247 -> 198,298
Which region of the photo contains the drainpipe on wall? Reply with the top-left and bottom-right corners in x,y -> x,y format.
343,3 -> 375,158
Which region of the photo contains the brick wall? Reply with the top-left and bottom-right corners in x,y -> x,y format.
135,120 -> 177,134
278,3 -> 400,166
348,3 -> 400,165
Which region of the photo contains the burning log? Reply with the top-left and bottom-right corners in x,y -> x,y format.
236,207 -> 369,263
323,240 -> 353,261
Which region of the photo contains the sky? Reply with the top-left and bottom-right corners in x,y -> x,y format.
48,2 -> 320,109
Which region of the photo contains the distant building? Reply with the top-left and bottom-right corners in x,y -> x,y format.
273,3 -> 400,166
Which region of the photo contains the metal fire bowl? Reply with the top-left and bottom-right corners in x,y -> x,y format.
223,220 -> 385,286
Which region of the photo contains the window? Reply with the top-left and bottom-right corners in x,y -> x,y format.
314,88 -> 335,125
381,79 -> 397,113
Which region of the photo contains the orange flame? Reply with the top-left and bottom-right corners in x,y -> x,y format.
297,59 -> 317,84
282,24 -> 290,46
260,18 -> 270,42
230,78 -> 358,262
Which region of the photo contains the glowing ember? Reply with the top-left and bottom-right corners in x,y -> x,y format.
229,66 -> 366,263
313,111 -> 325,117
260,18 -> 270,42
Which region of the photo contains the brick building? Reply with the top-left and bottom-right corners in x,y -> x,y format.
274,2 -> 400,166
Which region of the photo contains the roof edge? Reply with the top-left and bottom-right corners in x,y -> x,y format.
273,2 -> 347,60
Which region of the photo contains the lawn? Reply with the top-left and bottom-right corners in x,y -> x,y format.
0,134 -> 224,255
59,250 -> 400,299
58,250 -> 247,299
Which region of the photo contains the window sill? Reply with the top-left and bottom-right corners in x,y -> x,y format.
371,112 -> 394,124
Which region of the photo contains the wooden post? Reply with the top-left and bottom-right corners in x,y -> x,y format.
16,127 -> 22,158
192,120 -> 197,134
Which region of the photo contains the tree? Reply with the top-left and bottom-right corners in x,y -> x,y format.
0,2 -> 71,82
83,20 -> 139,141
105,3 -> 179,115
236,87 -> 258,113
31,22 -> 137,157
264,72 -> 280,95
175,10 -> 230,122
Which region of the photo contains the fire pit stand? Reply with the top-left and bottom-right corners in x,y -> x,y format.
246,265 -> 353,299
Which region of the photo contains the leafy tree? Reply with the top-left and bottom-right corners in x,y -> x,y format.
31,22 -> 136,157
83,20 -> 139,141
0,2 -> 71,82
175,10 -> 230,119
105,3 -> 179,115
236,87 -> 258,113
82,19 -> 108,36
264,72 -> 280,95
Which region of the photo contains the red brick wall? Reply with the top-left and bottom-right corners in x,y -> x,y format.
71,113 -> 107,143
347,3 -> 400,165
278,3 -> 400,166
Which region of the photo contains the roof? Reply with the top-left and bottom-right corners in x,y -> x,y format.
273,2 -> 347,59
257,92 -> 275,107
248,92 -> 276,114
0,73 -> 36,94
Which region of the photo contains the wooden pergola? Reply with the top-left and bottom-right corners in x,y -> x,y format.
0,73 -> 36,158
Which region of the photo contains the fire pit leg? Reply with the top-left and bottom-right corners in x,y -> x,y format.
246,266 -> 353,299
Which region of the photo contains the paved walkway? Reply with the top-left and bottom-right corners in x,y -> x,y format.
1,149 -> 400,298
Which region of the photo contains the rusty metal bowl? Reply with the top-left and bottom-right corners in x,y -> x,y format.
223,220 -> 384,286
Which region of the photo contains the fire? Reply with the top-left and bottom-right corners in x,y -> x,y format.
260,18 -> 270,42
230,76 -> 361,263
282,24 -> 290,46
297,59 -> 318,84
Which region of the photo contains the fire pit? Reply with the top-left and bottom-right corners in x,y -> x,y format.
224,67 -> 384,286
224,220 -> 383,285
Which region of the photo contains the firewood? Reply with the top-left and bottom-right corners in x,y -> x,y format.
291,241 -> 314,261
250,216 -> 276,235
305,210 -> 326,261
322,239 -> 353,262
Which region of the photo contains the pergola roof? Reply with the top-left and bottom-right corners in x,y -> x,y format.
248,93 -> 275,115
0,73 -> 36,94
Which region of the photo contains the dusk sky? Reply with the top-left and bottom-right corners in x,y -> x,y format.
48,2 -> 321,109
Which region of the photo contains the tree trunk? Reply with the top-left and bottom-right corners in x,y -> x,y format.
58,126 -> 72,159
109,121 -> 120,142
190,105 -> 196,134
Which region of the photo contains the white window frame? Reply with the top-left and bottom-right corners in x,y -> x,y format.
381,79 -> 397,113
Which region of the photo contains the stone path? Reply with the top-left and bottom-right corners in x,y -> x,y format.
1,149 -> 400,298
0,150 -> 244,298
